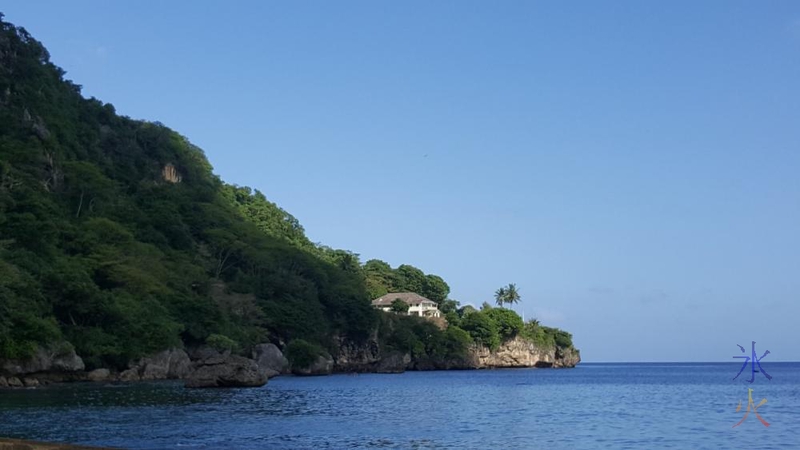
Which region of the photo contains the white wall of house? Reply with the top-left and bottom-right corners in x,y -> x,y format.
409,302 -> 440,317
375,302 -> 441,318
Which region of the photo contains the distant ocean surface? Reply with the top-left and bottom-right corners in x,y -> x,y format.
2,363 -> 800,449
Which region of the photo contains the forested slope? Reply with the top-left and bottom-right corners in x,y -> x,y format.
0,15 -> 577,373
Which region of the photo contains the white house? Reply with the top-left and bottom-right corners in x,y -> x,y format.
371,292 -> 442,318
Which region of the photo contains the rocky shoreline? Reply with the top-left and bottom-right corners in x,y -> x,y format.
0,337 -> 579,389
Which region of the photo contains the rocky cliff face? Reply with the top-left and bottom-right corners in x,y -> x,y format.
331,333 -> 381,372
0,335 -> 579,388
475,337 -> 580,369
330,335 -> 580,373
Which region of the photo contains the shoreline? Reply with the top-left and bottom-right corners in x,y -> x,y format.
0,363 -> 578,390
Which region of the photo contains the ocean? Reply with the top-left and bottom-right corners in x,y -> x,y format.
2,363 -> 799,449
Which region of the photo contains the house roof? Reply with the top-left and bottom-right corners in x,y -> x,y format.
372,292 -> 437,306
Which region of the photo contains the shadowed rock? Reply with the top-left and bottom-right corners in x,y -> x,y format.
185,355 -> 267,388
252,343 -> 288,379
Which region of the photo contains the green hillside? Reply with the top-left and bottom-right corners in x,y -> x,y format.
0,14 -> 576,371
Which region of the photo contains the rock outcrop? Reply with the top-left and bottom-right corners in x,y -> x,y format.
375,351 -> 411,373
128,348 -> 191,380
292,354 -> 334,376
252,343 -> 288,379
87,369 -> 111,382
332,334 -> 380,372
475,337 -> 580,369
118,369 -> 140,382
185,354 -> 267,388
0,344 -> 84,375
328,334 -> 579,374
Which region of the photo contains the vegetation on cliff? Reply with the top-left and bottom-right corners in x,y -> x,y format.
0,14 -> 576,371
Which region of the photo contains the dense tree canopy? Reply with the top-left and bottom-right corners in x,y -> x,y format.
362,259 -> 450,304
0,15 -> 382,368
0,15 -> 575,370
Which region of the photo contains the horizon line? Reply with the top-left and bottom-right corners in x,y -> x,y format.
580,360 -> 800,364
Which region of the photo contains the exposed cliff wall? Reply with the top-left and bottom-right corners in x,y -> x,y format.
476,336 -> 581,369
330,335 -> 580,374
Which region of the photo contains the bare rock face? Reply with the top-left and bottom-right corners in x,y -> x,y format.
375,352 -> 411,374
185,355 -> 267,388
0,376 -> 7,387
118,369 -> 140,382
292,354 -> 334,376
128,348 -> 191,381
475,337 -> 580,369
252,344 -> 288,379
332,334 -> 380,373
87,369 -> 111,382
0,344 -> 84,375
22,377 -> 39,387
7,377 -> 22,388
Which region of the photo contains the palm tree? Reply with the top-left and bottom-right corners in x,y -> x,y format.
504,283 -> 521,311
494,287 -> 507,308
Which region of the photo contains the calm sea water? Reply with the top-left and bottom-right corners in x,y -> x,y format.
1,363 -> 800,449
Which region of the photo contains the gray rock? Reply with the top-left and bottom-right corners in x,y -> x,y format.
332,333 -> 380,372
0,376 -> 7,387
188,345 -> 225,362
135,348 -> 192,380
0,343 -> 84,375
185,355 -> 267,388
118,369 -> 140,382
293,354 -> 334,376
375,352 -> 411,374
22,377 -> 39,387
167,349 -> 191,378
252,343 -> 288,379
87,368 -> 111,382
7,377 -> 22,388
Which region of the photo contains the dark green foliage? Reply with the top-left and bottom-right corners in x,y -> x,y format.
0,16 -> 377,367
206,334 -> 237,352
520,321 -> 575,350
0,15 -> 576,369
438,298 -> 460,315
362,259 -> 450,304
285,339 -> 323,370
390,299 -> 409,313
378,313 -> 473,360
460,311 -> 501,350
483,308 -> 524,339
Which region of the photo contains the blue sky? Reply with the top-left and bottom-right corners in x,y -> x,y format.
3,1 -> 799,362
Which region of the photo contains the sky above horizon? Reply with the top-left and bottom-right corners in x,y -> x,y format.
3,1 -> 799,362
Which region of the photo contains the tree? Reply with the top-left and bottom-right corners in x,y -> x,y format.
422,274 -> 449,304
390,298 -> 409,314
460,311 -> 500,350
495,283 -> 521,310
494,287 -> 506,308
438,298 -> 460,315
484,308 -> 523,340
504,283 -> 521,310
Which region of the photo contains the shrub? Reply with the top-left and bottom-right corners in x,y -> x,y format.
390,298 -> 409,314
484,308 -> 523,339
206,333 -> 238,352
460,311 -> 500,350
285,339 -> 323,370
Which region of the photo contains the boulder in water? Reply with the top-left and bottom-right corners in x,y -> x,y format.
87,368 -> 111,382
252,343 -> 288,379
185,355 -> 267,388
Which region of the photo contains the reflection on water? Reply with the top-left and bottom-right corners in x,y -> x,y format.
2,364 -> 800,449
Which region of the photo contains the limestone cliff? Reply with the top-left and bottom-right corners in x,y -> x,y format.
476,336 -> 581,369
331,335 -> 580,373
